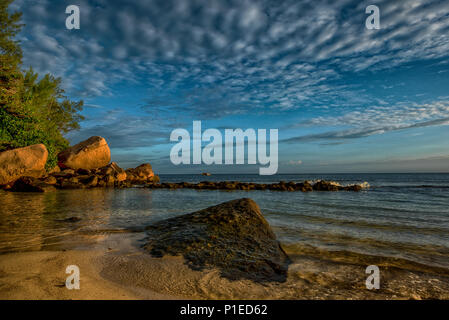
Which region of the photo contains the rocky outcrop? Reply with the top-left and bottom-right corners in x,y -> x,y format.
125,163 -> 159,184
144,198 -> 290,282
0,136 -> 166,191
312,180 -> 370,192
98,162 -> 127,182
48,162 -> 132,189
145,180 -> 369,192
10,176 -> 56,193
57,136 -> 111,170
3,159 -> 161,192
0,144 -> 48,185
312,180 -> 342,191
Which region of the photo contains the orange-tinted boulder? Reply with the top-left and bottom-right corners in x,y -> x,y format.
58,136 -> 111,170
98,162 -> 127,182
0,144 -> 48,185
125,163 -> 156,183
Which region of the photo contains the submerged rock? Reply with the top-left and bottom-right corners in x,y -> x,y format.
59,180 -> 85,189
57,136 -> 111,170
10,176 -> 56,193
144,198 -> 290,283
0,144 -> 48,185
313,180 -> 342,191
143,179 -> 367,192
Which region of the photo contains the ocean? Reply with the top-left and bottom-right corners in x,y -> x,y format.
1,173 -> 449,272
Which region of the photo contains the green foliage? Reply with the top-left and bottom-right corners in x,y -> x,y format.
0,1 -> 84,170
0,0 -> 22,61
1,0 -> 23,112
0,107 -> 69,169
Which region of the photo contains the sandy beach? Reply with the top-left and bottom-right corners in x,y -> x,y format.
0,232 -> 177,300
1,232 -> 448,300
1,185 -> 449,301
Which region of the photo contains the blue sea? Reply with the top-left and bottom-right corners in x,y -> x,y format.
1,173 -> 449,272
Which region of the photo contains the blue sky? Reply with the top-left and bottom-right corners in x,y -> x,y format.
12,0 -> 449,173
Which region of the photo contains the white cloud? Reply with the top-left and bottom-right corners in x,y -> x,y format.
14,0 -> 449,118
284,100 -> 449,143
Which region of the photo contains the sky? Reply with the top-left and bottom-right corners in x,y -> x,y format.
11,0 -> 449,173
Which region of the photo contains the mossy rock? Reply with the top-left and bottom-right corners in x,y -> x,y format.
144,198 -> 290,283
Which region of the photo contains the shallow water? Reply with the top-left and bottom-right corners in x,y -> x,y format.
0,173 -> 448,274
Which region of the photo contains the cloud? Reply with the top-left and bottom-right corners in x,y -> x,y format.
66,108 -> 173,149
284,117 -> 449,143
14,0 -> 449,118
284,100 -> 449,143
11,0 -> 449,173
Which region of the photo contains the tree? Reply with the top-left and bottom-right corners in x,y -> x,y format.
0,0 -> 84,169
0,0 -> 23,114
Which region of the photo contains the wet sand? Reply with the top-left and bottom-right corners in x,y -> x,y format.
1,233 -> 448,300
0,234 -> 176,299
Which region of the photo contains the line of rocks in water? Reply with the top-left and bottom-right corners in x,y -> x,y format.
3,162 -> 160,192
143,180 -> 369,192
4,172 -> 369,193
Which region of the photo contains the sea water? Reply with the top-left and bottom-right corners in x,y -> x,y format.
1,173 -> 448,272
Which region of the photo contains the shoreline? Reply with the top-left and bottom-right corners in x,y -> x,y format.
1,232 -> 448,300
0,233 -> 180,300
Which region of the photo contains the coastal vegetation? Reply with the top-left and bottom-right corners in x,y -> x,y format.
0,0 -> 84,170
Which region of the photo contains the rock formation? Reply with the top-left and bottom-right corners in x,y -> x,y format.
144,198 -> 290,282
57,136 -> 111,170
145,180 -> 368,192
98,162 -> 127,182
10,176 -> 56,193
0,144 -> 48,185
125,163 -> 158,183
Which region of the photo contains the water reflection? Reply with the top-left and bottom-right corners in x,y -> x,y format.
0,189 -> 154,253
1,183 -> 448,272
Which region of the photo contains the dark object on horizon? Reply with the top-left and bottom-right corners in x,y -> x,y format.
201,172 -> 212,176
144,198 -> 290,283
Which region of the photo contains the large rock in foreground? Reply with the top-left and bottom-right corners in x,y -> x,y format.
144,198 -> 290,282
0,144 -> 48,185
58,136 -> 111,170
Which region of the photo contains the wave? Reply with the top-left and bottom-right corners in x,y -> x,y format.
269,212 -> 449,235
282,242 -> 449,276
